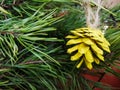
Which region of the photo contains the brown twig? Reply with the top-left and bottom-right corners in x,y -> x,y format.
20,60 -> 44,65
0,31 -> 15,34
0,0 -> 5,5
0,0 -> 24,9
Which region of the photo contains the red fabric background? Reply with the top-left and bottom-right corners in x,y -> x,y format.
83,67 -> 120,90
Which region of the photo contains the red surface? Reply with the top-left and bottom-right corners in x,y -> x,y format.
83,67 -> 120,90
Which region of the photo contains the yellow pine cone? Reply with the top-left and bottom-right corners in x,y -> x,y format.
66,27 -> 111,70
